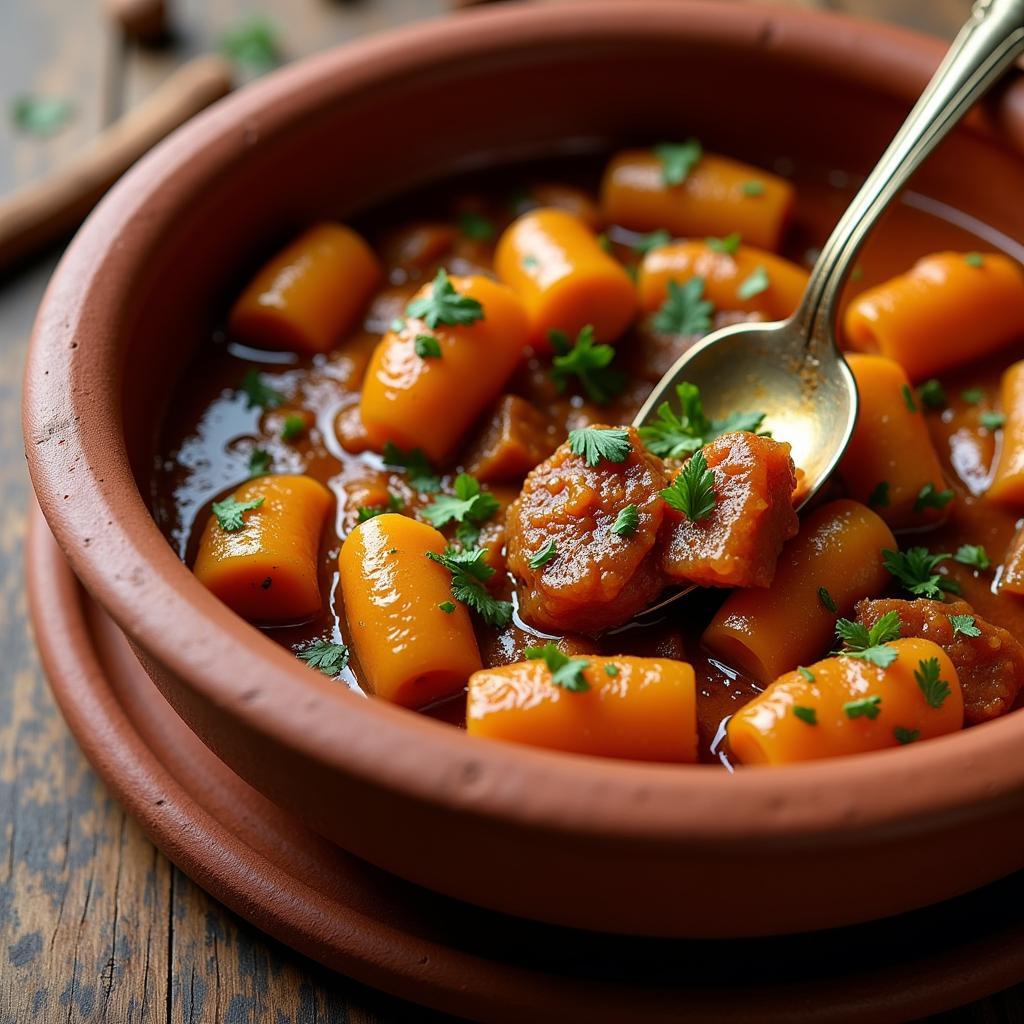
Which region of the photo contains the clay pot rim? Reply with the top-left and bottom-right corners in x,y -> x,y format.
24,1 -> 1024,848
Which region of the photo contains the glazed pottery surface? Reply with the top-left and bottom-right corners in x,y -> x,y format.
23,1 -> 1024,937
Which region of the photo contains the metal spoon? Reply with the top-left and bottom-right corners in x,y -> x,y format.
632,0 -> 1024,613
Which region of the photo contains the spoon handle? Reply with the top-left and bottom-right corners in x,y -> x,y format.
795,0 -> 1024,346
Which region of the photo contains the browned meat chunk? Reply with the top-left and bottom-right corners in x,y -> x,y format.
856,597 -> 1024,723
506,426 -> 668,633
662,432 -> 798,588
462,394 -> 559,483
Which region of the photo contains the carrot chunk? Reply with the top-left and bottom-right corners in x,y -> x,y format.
856,597 -> 1024,724
662,432 -> 798,588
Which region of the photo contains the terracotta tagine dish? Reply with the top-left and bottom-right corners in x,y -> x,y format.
23,0 -> 1024,945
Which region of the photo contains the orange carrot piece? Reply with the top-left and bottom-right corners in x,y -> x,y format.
339,514 -> 482,708
702,500 -> 895,685
193,474 -> 332,622
229,223 -> 382,355
468,655 -> 697,762
600,149 -> 794,251
987,359 -> 1024,505
728,639 -> 963,765
494,208 -> 637,350
844,251 -> 1024,380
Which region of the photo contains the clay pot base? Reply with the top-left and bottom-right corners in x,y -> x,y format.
26,504 -> 1024,1024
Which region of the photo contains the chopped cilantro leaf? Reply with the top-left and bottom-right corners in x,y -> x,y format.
604,664 -> 620,678
425,546 -> 512,627
11,95 -> 73,136
661,449 -> 716,522
280,413 -> 306,441
741,180 -> 765,197
356,494 -> 402,522
954,544 -> 990,571
901,384 -> 918,413
438,601 -> 456,614
918,379 -> 947,410
296,638 -> 349,676
637,380 -> 764,459
894,726 -> 920,745
914,483 -> 954,514
239,368 -> 285,410
706,232 -> 741,255
212,496 -> 264,532
844,695 -> 882,720
612,503 -> 640,538
221,15 -> 281,72
529,538 -> 557,570
248,448 -> 272,478
525,643 -> 591,692
405,267 -> 484,328
549,324 -> 625,405
835,612 -> 900,668
737,265 -> 770,300
382,442 -> 441,493
568,427 -> 631,467
818,586 -> 838,614
883,547 -> 960,600
961,387 -> 984,405
797,667 -> 815,682
915,656 -> 952,708
652,278 -> 714,335
867,481 -> 891,509
421,474 -> 499,531
414,334 -> 442,358
793,705 -> 817,725
631,229 -> 672,256
457,211 -> 495,241
981,411 -> 1006,431
948,613 -> 981,638
964,252 -> 984,268
653,139 -> 702,186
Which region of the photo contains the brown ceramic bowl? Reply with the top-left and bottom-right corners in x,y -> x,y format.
24,1 -> 1024,939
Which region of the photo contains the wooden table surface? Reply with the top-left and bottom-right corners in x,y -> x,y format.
2,1 -> 1020,1021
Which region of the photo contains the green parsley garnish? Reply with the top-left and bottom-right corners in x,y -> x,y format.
524,643 -> 591,692
918,379 -> 947,410
797,667 -> 815,682
221,15 -> 281,73
612,504 -> 640,538
793,705 -> 817,725
457,211 -> 495,241
653,139 -> 702,186
212,496 -> 264,532
961,387 -> 984,405
637,381 -> 765,459
11,95 -> 73,136
421,474 -> 499,540
741,180 -> 765,197
882,547 -> 960,600
604,664 -> 620,678
964,252 -> 984,268
391,318 -> 407,333
405,267 -> 484,329
280,413 -> 306,441
835,612 -> 901,668
529,538 -> 558,570
948,613 -> 981,638
894,726 -> 920,745
596,233 -> 612,252
631,229 -> 672,256
901,384 -> 918,413
248,448 -> 272,478
652,278 -> 714,335
954,544 -> 990,571
425,546 -> 513,627
915,656 -> 952,708
844,696 -> 882,720
568,427 -> 632,467
737,265 -> 770,300
382,442 -> 441,493
914,483 -> 954,514
867,481 -> 891,509
981,411 -> 1006,431
818,587 -> 838,614
706,232 -> 741,255
296,639 -> 350,676
239,368 -> 285,410
356,494 -> 403,522
549,325 -> 625,405
438,601 -> 456,614
414,334 -> 442,359
661,449 -> 716,522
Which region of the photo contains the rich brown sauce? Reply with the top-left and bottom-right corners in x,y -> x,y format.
151,154 -> 1024,765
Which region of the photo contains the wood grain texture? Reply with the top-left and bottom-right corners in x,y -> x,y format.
1,0 -> 1020,1021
